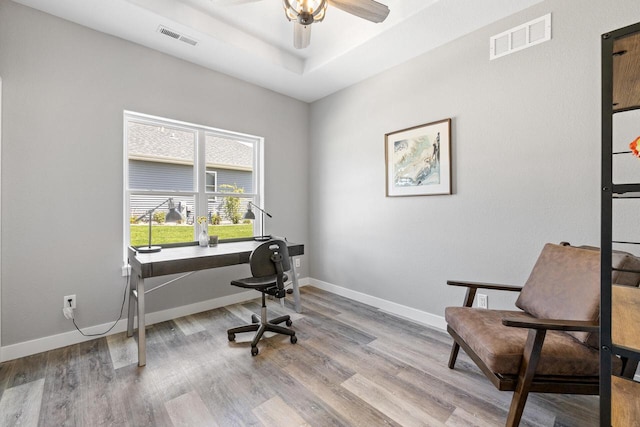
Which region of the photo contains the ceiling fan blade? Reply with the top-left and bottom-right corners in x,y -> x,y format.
293,23 -> 311,49
328,0 -> 389,23
209,0 -> 262,5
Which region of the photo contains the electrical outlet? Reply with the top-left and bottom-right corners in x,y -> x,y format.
477,293 -> 488,309
295,258 -> 301,268
64,294 -> 77,309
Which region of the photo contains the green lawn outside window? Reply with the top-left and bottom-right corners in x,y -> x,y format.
130,224 -> 253,246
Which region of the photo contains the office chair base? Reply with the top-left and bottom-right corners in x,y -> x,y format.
227,311 -> 296,356
251,313 -> 293,325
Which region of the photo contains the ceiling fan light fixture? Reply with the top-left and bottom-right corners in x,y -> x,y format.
283,0 -> 328,25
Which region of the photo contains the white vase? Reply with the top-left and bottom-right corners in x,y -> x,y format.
199,226 -> 208,247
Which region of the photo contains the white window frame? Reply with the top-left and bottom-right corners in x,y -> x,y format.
123,111 -> 264,269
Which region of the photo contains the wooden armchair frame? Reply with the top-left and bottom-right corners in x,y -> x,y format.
447,280 -> 603,427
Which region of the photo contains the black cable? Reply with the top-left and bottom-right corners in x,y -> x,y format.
71,273 -> 130,337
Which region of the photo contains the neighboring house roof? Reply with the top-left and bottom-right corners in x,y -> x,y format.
127,121 -> 253,170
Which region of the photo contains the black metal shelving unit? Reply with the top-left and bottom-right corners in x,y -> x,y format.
601,21 -> 640,427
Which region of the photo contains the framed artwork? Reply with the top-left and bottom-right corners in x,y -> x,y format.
385,118 -> 452,197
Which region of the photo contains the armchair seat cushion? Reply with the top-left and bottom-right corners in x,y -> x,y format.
445,307 -> 603,376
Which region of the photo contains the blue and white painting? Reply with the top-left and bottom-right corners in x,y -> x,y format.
393,132 -> 441,187
386,118 -> 451,197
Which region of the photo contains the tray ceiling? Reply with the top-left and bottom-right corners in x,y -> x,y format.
12,0 -> 543,102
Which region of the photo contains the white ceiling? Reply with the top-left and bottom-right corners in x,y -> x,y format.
12,0 -> 542,102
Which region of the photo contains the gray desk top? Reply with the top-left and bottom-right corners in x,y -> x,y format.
128,239 -> 304,278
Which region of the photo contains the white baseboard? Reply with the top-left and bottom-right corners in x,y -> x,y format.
0,287 -> 274,363
308,278 -> 447,331
0,277 -> 447,362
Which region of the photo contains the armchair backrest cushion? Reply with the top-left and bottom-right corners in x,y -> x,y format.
516,244 -> 601,345
516,243 -> 640,347
579,245 -> 640,287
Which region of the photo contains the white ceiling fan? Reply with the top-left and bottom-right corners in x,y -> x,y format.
286,0 -> 390,49
221,0 -> 390,49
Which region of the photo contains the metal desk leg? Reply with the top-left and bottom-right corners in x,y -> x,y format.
290,257 -> 301,313
136,277 -> 146,366
126,272 -> 138,337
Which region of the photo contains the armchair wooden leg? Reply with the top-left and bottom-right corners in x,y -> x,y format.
448,342 -> 460,369
448,287 -> 477,370
506,328 -> 546,427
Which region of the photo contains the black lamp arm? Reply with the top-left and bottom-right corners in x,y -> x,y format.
247,201 -> 272,218
135,197 -> 175,222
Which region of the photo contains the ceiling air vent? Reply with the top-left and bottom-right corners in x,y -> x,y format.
490,13 -> 551,60
157,25 -> 199,47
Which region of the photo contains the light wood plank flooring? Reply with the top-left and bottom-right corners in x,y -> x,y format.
0,286 -> 598,426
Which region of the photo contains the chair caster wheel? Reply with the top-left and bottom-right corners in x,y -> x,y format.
251,346 -> 259,356
251,314 -> 259,324
228,333 -> 235,342
286,319 -> 293,327
290,335 -> 297,344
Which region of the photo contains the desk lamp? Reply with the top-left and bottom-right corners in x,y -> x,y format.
244,202 -> 272,242
135,197 -> 182,253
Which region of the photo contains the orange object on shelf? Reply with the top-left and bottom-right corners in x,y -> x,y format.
630,136 -> 640,157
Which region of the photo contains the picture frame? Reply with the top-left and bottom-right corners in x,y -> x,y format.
385,118 -> 452,197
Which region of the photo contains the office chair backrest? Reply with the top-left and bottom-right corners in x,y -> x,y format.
250,240 -> 291,279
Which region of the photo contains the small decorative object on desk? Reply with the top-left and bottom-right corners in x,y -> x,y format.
630,136 -> 640,158
197,216 -> 209,247
209,235 -> 218,247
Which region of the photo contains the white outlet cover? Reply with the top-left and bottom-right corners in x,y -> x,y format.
63,295 -> 77,309
477,294 -> 488,309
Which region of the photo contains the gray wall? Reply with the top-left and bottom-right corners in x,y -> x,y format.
0,0 -> 309,346
308,0 -> 640,316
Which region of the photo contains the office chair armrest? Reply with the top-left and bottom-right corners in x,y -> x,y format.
502,317 -> 599,333
447,280 -> 523,292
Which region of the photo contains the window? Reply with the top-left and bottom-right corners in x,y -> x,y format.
124,112 -> 263,252
205,171 -> 217,194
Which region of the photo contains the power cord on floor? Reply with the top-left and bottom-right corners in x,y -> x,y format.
67,273 -> 130,337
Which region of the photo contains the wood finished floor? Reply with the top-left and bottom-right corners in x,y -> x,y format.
0,286 -> 598,427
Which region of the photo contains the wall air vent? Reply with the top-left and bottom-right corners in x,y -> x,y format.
490,13 -> 551,60
157,25 -> 199,47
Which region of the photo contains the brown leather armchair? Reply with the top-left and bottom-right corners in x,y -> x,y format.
445,243 -> 640,427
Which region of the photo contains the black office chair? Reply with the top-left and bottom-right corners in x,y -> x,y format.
227,239 -> 297,356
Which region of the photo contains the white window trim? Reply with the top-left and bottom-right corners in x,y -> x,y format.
122,111 -> 264,272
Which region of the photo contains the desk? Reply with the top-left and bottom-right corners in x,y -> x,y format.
127,239 -> 304,366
